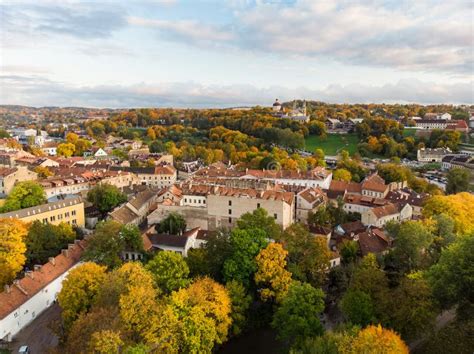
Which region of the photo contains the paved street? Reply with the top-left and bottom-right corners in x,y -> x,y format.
8,304 -> 60,354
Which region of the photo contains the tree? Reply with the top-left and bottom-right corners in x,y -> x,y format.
58,262 -> 107,331
428,235 -> 474,311
340,289 -> 375,327
33,165 -> 53,178
223,228 -> 268,286
276,224 -> 331,286
226,280 -> 252,336
156,212 -> 186,235
237,208 -> 281,239
83,220 -> 125,269
272,282 -> 325,345
390,221 -> 433,273
348,325 -> 408,354
385,277 -> 437,340
0,181 -> 46,212
0,218 -> 27,288
86,183 -> 127,214
423,193 -> 474,236
25,221 -> 75,266
121,224 -> 143,253
446,168 -> 470,194
339,240 -> 358,264
145,251 -> 190,293
170,277 -> 232,351
57,142 -> 76,157
88,330 -> 123,354
333,168 -> 352,182
254,243 -> 292,303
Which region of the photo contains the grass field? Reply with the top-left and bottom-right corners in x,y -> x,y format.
305,134 -> 359,155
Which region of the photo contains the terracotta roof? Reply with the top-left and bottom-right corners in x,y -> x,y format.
370,203 -> 402,218
0,240 -> 86,320
128,189 -> 156,211
339,221 -> 366,235
109,205 -> 139,224
357,229 -> 391,256
298,187 -> 327,204
344,194 -> 389,207
309,225 -> 332,236
0,167 -> 16,177
361,174 -> 387,193
385,188 -> 428,208
329,180 -> 362,194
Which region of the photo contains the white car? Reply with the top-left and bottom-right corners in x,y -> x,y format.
18,346 -> 30,354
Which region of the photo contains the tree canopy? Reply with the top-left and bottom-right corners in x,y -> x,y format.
0,218 -> 27,288
0,181 -> 46,212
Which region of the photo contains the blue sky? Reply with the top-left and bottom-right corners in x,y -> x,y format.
0,0 -> 473,107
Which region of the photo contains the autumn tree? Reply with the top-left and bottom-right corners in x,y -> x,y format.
333,168 -> 352,182
58,262 -> 107,331
223,228 -> 268,286
348,325 -> 409,354
0,218 -> 27,287
0,181 -> 46,212
33,165 -> 53,178
86,183 -> 127,214
145,251 -> 190,293
226,280 -> 252,336
272,282 -> 325,345
88,330 -> 123,354
57,142 -> 76,157
170,277 -> 232,352
254,243 -> 292,303
83,220 -> 124,268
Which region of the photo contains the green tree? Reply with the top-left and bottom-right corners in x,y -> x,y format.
429,235 -> 474,311
157,212 -> 187,235
83,220 -> 125,268
25,221 -> 76,266
226,280 -> 252,336
340,289 -> 375,327
446,168 -> 470,194
1,181 -> 46,212
237,208 -> 281,239
146,251 -> 190,293
86,183 -> 127,214
272,282 -> 325,345
121,224 -> 143,253
223,228 -> 268,287
339,240 -> 358,264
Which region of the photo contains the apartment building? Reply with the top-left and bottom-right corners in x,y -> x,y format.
0,166 -> 38,197
361,202 -> 412,227
109,165 -> 177,188
295,187 -> 327,223
0,196 -> 85,227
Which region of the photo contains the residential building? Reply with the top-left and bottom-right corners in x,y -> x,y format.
417,147 -> 452,162
295,187 -> 327,223
361,202 -> 412,227
343,194 -> 390,214
109,188 -> 157,226
442,155 -> 474,171
0,196 -> 85,227
144,227 -> 201,256
40,142 -> 58,156
109,165 -> 177,188
0,166 -> 38,197
0,240 -> 85,342
385,188 -> 429,216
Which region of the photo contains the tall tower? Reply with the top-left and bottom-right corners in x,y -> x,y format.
303,100 -> 307,116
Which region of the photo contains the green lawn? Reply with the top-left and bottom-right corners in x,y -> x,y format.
305,134 -> 359,155
402,129 -> 417,137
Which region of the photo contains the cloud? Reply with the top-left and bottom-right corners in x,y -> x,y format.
1,74 -> 472,108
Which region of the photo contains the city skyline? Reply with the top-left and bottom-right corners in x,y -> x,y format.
1,0 -> 473,107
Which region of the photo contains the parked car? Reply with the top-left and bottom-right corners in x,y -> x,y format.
18,346 -> 30,354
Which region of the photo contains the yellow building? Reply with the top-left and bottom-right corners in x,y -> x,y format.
0,196 -> 85,227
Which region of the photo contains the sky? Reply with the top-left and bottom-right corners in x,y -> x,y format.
0,0 -> 473,108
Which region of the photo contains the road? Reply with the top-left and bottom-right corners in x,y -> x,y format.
8,304 -> 60,354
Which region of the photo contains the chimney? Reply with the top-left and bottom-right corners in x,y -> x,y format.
33,264 -> 42,271
49,257 -> 56,266
61,249 -> 69,258
68,243 -> 75,251
25,271 -> 34,279
4,284 -> 11,293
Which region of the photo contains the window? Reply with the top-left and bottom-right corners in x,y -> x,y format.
257,203 -> 260,208
228,200 -> 232,206
274,213 -> 277,220
228,209 -> 232,215
228,217 -> 232,224
50,216 -> 55,222
72,210 -> 76,216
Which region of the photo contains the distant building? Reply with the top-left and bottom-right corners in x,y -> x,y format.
109,188 -> 157,226
109,165 -> 177,188
144,227 -> 201,257
0,166 -> 38,197
361,202 -> 412,227
272,99 -> 282,112
417,147 -> 451,162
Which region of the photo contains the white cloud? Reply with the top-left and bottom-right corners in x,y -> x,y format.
1,75 -> 472,108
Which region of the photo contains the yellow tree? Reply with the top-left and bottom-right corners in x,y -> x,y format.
423,192 -> 474,236
58,262 -> 107,331
254,243 -> 292,303
345,325 -> 409,354
57,142 -> 76,157
0,218 -> 27,288
171,277 -> 232,349
333,168 -> 352,182
88,330 -> 123,354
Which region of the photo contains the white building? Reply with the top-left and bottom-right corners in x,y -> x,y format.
417,147 -> 451,162
0,241 -> 85,342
